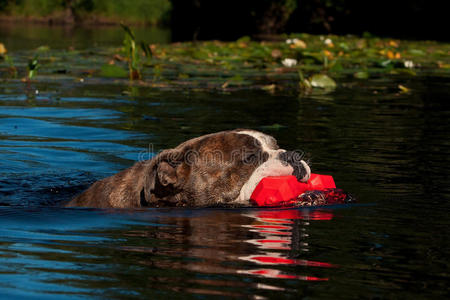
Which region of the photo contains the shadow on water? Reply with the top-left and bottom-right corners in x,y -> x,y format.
0,25 -> 449,298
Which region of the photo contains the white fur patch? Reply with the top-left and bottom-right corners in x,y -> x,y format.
235,130 -> 290,203
235,159 -> 294,203
300,160 -> 311,182
235,130 -> 311,203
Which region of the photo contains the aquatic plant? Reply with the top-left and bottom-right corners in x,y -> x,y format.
120,23 -> 141,80
27,56 -> 39,80
1,32 -> 448,93
298,69 -> 311,90
4,55 -> 17,78
119,23 -> 153,80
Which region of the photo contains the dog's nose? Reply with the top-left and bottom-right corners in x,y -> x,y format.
278,151 -> 311,182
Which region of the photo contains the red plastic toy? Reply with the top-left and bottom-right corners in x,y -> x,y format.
250,173 -> 337,206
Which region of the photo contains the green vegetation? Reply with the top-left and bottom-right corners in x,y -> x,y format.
120,23 -> 152,80
0,31 -> 449,94
2,0 -> 61,16
27,55 -> 38,79
0,0 -> 171,24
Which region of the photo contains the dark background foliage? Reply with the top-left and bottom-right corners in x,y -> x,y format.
0,0 -> 446,41
171,0 -> 446,41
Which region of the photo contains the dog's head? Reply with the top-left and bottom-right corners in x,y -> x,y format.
143,129 -> 310,206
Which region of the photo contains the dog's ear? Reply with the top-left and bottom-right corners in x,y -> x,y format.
142,149 -> 184,205
154,149 -> 184,187
157,161 -> 178,186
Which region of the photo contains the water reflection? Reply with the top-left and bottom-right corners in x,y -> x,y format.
239,209 -> 334,282
0,207 -> 334,298
0,23 -> 171,51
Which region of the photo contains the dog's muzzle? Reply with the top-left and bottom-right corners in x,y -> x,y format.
278,151 -> 311,182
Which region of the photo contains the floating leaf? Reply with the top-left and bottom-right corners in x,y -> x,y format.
261,124 -> 286,130
262,84 -> 276,92
329,60 -> 343,72
36,45 -> 50,52
390,68 -> 416,76
380,60 -> 393,68
338,42 -> 349,51
398,84 -> 410,93
310,74 -> 337,89
437,62 -> 450,69
408,49 -> 426,56
300,52 -> 323,64
354,71 -> 369,79
100,64 -> 128,78
229,74 -> 244,82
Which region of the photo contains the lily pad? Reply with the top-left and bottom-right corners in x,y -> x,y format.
36,45 -> 50,52
100,64 -> 128,78
354,71 -> 369,79
398,84 -> 411,93
310,74 -> 337,89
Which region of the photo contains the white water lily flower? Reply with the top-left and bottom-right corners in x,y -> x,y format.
324,38 -> 333,46
282,58 -> 297,67
286,38 -> 299,44
404,60 -> 414,68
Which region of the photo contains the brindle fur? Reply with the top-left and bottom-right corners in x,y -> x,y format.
66,129 -> 270,208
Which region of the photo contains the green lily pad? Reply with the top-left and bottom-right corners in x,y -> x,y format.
390,68 -> 417,76
100,64 -> 128,78
408,49 -> 426,56
354,71 -> 369,79
36,45 -> 50,52
310,74 -> 337,89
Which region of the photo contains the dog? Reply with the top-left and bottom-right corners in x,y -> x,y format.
66,129 -> 311,208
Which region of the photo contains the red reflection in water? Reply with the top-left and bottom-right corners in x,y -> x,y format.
240,254 -> 334,268
239,209 -> 336,281
257,239 -> 290,244
251,224 -> 291,229
239,269 -> 329,281
258,230 -> 291,235
256,209 -> 334,220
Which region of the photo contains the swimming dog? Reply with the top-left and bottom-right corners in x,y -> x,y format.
66,129 -> 310,208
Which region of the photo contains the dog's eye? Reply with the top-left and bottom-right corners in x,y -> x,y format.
243,153 -> 258,164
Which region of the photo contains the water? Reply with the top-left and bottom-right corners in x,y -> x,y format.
0,23 -> 171,51
1,26 -> 449,298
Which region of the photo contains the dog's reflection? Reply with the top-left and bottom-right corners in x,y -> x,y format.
238,209 -> 334,282
118,208 -> 335,296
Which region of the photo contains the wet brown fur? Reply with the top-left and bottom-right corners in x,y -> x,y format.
66,129 -> 270,208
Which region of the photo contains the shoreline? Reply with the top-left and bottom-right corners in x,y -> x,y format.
0,14 -> 156,27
